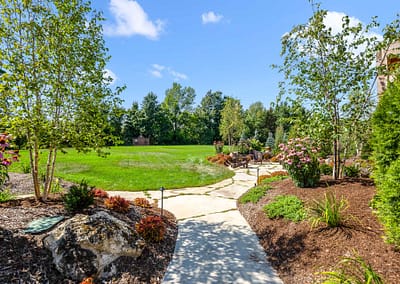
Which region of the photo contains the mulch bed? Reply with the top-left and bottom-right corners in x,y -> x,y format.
0,195 -> 177,284
238,176 -> 400,284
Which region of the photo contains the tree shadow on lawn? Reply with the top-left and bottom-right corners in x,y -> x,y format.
163,219 -> 283,284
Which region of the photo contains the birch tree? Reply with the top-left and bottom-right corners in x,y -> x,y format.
0,0 -> 123,200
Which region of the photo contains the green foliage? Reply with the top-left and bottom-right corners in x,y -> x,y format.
320,163 -> 333,175
0,0 -> 123,200
320,253 -> 384,284
239,184 -> 272,204
62,180 -> 95,212
371,78 -> 400,176
265,132 -> 275,150
278,137 -> 320,187
0,165 -> 8,190
0,189 -> 14,202
104,195 -> 130,213
373,159 -> 400,247
220,97 -> 245,147
135,215 -> 166,243
263,195 -> 307,222
309,192 -> 348,228
275,3 -> 381,179
343,164 -> 360,178
249,138 -> 263,151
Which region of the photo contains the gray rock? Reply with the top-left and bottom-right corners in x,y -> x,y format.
43,210 -> 145,281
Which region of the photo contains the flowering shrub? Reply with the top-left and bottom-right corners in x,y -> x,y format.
135,215 -> 166,242
133,197 -> 151,208
0,133 -> 19,189
278,137 -> 320,188
104,195 -> 130,213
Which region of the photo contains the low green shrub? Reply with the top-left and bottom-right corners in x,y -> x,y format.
263,195 -> 307,222
62,180 -> 94,212
309,192 -> 348,228
320,253 -> 384,284
344,164 -> 360,177
239,184 -> 272,204
0,189 -> 14,202
135,215 -> 165,242
373,159 -> 400,247
319,163 -> 333,175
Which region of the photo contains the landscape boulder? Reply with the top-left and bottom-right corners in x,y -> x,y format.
43,210 -> 145,281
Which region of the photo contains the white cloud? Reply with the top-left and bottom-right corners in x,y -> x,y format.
201,11 -> 223,24
324,11 -> 382,41
104,0 -> 164,40
169,70 -> 188,80
150,70 -> 163,78
152,64 -> 165,71
104,68 -> 117,85
149,64 -> 188,81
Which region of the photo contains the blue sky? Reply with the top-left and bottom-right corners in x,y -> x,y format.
92,0 -> 398,110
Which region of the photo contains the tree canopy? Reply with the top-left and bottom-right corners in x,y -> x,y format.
0,0 -> 123,200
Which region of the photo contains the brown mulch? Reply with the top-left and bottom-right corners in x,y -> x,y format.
238,175 -> 400,284
0,175 -> 178,284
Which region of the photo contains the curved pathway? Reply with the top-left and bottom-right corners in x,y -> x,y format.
109,163 -> 284,284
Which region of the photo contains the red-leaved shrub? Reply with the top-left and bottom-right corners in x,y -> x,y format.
135,215 -> 165,242
92,188 -> 109,198
133,197 -> 151,208
104,195 -> 130,213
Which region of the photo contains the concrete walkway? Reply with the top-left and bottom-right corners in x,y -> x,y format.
109,163 -> 284,284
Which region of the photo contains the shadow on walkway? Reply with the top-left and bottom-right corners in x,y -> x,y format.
163,219 -> 283,284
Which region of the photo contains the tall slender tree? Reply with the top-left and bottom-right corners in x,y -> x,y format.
0,0 -> 123,200
275,3 -> 381,179
219,97 -> 245,148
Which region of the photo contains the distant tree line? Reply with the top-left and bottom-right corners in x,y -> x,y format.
104,82 -> 302,148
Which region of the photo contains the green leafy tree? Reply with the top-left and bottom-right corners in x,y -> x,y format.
122,102 -> 142,145
140,92 -> 163,144
219,97 -> 245,148
0,0 -> 123,200
244,102 -> 268,142
195,90 -> 225,144
275,3 -> 381,179
162,82 -> 196,144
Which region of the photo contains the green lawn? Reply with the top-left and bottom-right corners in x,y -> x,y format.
10,145 -> 233,191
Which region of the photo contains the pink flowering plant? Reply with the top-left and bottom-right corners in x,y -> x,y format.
278,137 -> 320,188
0,133 -> 19,189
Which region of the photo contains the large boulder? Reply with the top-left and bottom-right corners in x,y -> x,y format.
43,210 -> 145,281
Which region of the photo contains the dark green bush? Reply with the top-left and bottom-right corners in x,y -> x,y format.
319,163 -> 333,175
343,164 -> 360,178
371,77 -> 400,247
63,180 -> 95,212
374,159 -> 400,247
371,79 -> 400,176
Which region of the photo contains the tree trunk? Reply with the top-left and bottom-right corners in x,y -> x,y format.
43,146 -> 57,200
30,140 -> 41,201
332,104 -> 341,179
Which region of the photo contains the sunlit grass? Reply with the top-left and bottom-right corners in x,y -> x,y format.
10,145 -> 234,192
